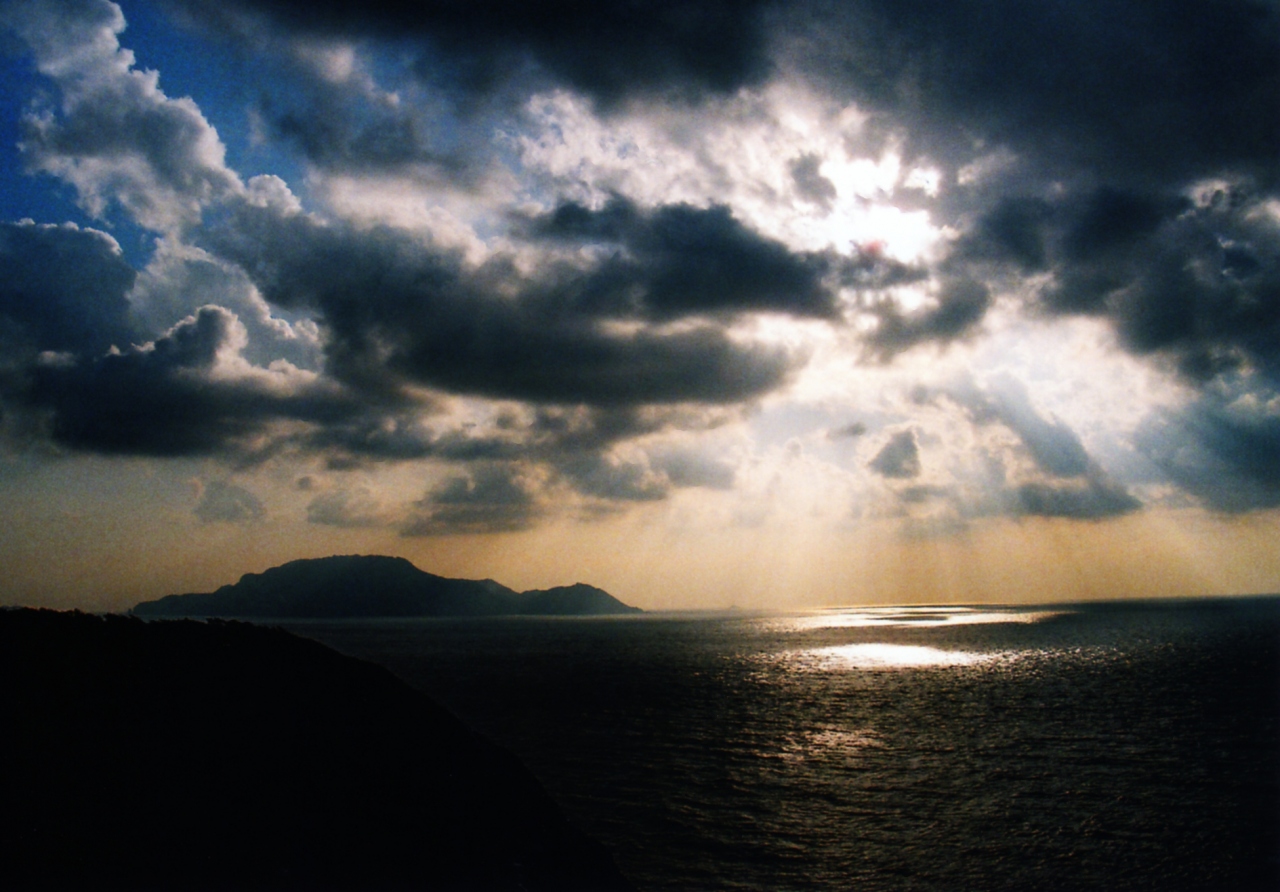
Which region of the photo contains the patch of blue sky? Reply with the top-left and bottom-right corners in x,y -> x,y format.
0,46 -> 157,267
118,0 -> 309,204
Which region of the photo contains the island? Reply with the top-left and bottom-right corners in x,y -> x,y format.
132,555 -> 643,619
0,608 -> 635,891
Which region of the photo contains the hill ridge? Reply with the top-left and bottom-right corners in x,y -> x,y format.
132,554 -> 642,618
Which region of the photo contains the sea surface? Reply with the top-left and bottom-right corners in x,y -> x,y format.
284,598 -> 1280,891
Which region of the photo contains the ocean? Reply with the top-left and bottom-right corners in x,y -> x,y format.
284,598 -> 1280,891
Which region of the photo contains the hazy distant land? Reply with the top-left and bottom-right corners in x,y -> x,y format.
0,608 -> 634,891
132,555 -> 642,619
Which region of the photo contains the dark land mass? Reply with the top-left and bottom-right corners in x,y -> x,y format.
132,555 -> 642,619
0,608 -> 635,891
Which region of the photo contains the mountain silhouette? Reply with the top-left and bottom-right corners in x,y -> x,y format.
0,608 -> 634,891
132,555 -> 642,618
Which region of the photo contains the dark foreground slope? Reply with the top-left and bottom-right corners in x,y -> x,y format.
0,609 -> 634,892
132,555 -> 641,618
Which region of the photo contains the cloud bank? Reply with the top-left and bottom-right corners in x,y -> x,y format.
1,0 -> 1277,540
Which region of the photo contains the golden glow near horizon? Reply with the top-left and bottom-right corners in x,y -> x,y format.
4,455 -> 1278,612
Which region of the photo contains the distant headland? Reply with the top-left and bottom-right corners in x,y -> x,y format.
132,555 -> 643,619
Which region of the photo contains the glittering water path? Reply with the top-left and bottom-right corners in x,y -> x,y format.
288,599 -> 1280,891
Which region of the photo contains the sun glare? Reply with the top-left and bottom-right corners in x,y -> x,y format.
800,643 -> 1003,669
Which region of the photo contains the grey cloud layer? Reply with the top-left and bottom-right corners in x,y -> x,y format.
168,0 -> 1279,182
788,0 -> 1280,387
403,463 -> 543,536
23,305 -> 358,457
863,278 -> 990,359
0,222 -> 137,358
203,196 -> 817,406
521,197 -> 843,319
164,0 -> 774,109
960,185 -> 1280,383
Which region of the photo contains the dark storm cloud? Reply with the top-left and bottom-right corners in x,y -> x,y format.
189,0 -> 1269,514
868,429 -> 920,479
788,0 -> 1280,184
1059,189 -> 1184,265
203,197 -> 803,406
1137,381 -> 1280,512
960,183 -> 1280,385
1084,188 -> 1280,383
193,479 -> 266,523
167,0 -> 1280,184
0,212 -> 370,462
162,0 -> 1280,398
0,228 -> 738,501
1013,473 -> 1141,520
20,306 -> 363,457
522,196 -> 841,319
163,0 -> 774,109
0,221 -> 137,357
945,175 -> 1280,515
402,463 -> 542,535
957,197 -> 1053,272
958,188 -> 1195,291
528,406 -> 733,501
262,90 -> 477,180
528,404 -> 678,452
241,51 -> 495,185
864,278 -> 990,358
783,0 -> 1280,391
10,0 -> 1275,525
792,0 -> 1280,513
301,414 -> 523,465
557,453 -> 667,502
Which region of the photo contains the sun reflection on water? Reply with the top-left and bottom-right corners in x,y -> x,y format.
799,642 -> 1006,670
757,606 -> 1070,633
744,606 -> 1072,673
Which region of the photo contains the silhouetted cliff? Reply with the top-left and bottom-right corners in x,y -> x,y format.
0,608 -> 635,891
131,555 -> 642,618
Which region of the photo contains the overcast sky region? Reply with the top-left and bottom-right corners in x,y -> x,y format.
1,0 -> 1278,610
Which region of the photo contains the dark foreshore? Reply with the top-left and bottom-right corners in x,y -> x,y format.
0,608 -> 635,891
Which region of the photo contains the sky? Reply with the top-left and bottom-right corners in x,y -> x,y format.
0,0 -> 1278,612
